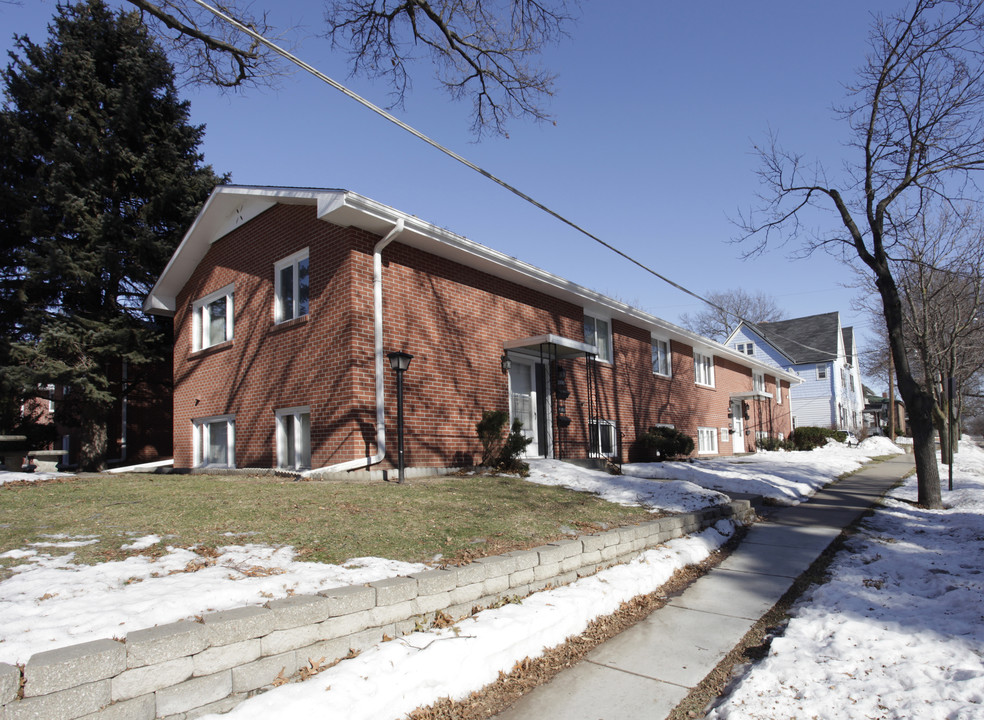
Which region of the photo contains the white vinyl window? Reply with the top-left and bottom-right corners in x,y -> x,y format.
753,371 -> 766,393
590,419 -> 617,457
776,384 -> 783,404
193,415 -> 235,468
697,427 -> 718,455
277,407 -> 311,470
584,314 -> 613,363
736,342 -> 754,356
817,364 -> 828,380
192,284 -> 234,351
694,352 -> 715,387
274,249 -> 310,323
652,336 -> 671,377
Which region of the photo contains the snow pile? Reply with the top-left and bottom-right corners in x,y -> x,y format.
0,469 -> 73,485
0,542 -> 426,665
708,441 -> 984,720
526,458 -> 731,512
204,523 -> 735,720
623,439 -> 902,505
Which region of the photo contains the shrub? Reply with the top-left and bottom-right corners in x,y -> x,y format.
475,411 -> 532,474
756,436 -> 786,452
788,426 -> 848,451
476,410 -> 509,466
634,426 -> 695,461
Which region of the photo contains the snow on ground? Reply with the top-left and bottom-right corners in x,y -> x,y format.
708,439 -> 984,720
0,543 -> 426,665
202,523 -> 735,720
624,436 -> 905,505
3,437 -> 954,720
526,458 -> 731,512
0,469 -> 73,485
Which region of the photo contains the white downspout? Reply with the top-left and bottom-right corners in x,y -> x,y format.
303,218 -> 405,477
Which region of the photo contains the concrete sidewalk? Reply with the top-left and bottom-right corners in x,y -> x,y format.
495,454 -> 915,720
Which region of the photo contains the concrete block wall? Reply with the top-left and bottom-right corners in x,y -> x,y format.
0,501 -> 752,720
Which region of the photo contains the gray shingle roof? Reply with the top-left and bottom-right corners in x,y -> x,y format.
752,312 -> 841,364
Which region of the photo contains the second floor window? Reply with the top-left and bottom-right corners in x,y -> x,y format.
275,250 -> 310,323
192,284 -> 234,351
584,314 -> 612,363
694,352 -> 714,387
652,336 -> 671,377
753,371 -> 766,393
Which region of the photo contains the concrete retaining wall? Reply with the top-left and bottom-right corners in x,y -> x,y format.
0,501 -> 753,720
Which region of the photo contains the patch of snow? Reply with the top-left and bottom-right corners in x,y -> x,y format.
707,441 -> 984,720
526,458 -> 731,512
0,544 -> 426,665
0,469 -> 74,485
202,524 -> 735,720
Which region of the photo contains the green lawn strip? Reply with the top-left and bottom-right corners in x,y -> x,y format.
0,474 -> 652,571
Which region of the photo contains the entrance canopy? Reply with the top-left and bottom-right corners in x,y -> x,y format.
503,334 -> 597,359
730,390 -> 773,401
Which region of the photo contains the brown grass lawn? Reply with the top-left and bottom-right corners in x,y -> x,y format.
0,472 -> 652,575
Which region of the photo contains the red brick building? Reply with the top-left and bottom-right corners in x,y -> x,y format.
144,186 -> 798,473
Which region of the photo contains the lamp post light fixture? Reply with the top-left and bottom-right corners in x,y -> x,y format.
500,354 -> 512,374
387,351 -> 413,483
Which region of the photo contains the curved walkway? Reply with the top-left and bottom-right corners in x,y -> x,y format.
495,454 -> 915,720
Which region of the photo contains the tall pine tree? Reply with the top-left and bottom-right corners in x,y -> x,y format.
1,0 -> 222,468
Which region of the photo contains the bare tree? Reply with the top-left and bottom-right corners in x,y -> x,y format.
738,0 -> 984,508
895,209 -> 984,456
679,288 -> 785,343
854,206 -> 984,455
121,0 -> 577,136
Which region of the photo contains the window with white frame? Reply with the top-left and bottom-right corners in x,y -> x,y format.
697,427 -> 718,454
274,249 -> 310,323
193,415 -> 235,468
776,383 -> 783,404
651,336 -> 671,377
584,314 -> 612,363
753,370 -> 766,393
816,364 -> 827,380
192,284 -> 234,351
736,342 -> 754,356
694,352 -> 715,387
755,430 -> 769,443
277,407 -> 311,470
589,419 -> 617,457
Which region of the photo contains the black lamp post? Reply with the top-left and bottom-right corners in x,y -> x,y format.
387,351 -> 413,483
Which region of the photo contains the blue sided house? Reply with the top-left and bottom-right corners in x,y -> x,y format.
726,311 -> 865,434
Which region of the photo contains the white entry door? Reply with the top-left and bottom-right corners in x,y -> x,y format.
509,360 -> 541,457
731,400 -> 745,454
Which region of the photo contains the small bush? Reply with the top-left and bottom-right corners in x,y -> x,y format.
788,426 -> 848,451
634,426 -> 695,461
475,411 -> 532,474
755,436 -> 786,452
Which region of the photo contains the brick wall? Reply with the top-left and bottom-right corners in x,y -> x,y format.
171,204 -> 792,470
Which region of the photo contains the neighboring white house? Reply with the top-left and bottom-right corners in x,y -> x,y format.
726,312 -> 866,433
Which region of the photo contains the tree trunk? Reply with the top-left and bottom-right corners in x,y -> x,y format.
79,417 -> 108,472
876,270 -> 942,508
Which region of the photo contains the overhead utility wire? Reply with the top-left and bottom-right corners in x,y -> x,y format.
189,0 -> 837,360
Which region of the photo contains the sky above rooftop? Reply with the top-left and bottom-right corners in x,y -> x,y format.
2,1 -> 903,390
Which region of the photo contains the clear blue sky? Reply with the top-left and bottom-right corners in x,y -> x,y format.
3,1 -> 902,389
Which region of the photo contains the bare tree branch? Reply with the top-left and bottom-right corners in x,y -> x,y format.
323,0 -> 578,137
122,0 -> 286,89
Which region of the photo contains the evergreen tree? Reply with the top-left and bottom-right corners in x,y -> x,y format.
1,0 -> 223,468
